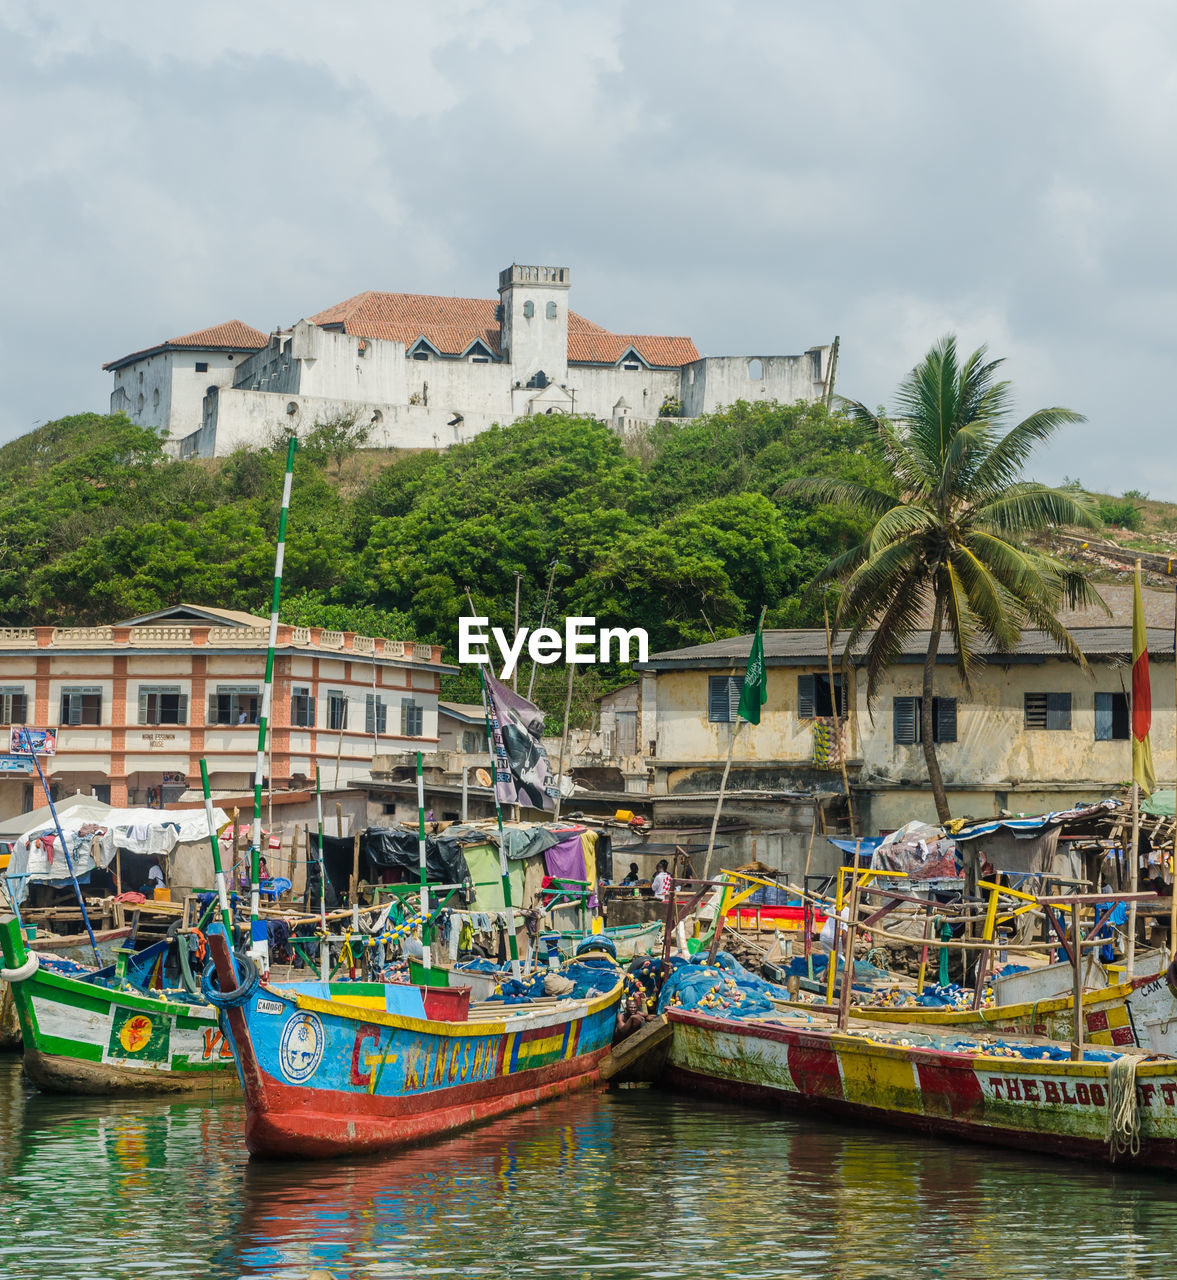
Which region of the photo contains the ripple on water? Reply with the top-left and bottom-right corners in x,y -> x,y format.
3,1058 -> 1177,1279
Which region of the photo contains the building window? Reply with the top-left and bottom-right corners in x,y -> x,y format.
365,694 -> 387,735
797,673 -> 844,718
523,301 -> 535,319
893,696 -> 957,744
402,699 -> 424,737
471,356 -> 490,363
208,685 -> 259,725
0,687 -> 28,725
291,686 -> 315,728
138,686 -> 188,725
61,687 -> 102,726
195,361 -> 208,372
622,361 -> 640,371
412,351 -> 429,361
546,301 -> 557,319
748,358 -> 764,380
1095,692 -> 1130,741
708,676 -> 745,723
461,729 -> 482,752
327,690 -> 348,730
1025,692 -> 1071,730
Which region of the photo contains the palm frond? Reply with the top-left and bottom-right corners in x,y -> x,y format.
950,545 -> 1021,649
938,560 -> 984,689
970,408 -> 1087,497
976,484 -> 1100,533
778,475 -> 897,517
868,504 -> 936,555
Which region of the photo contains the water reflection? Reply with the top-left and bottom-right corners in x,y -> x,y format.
2,1057 -> 1177,1279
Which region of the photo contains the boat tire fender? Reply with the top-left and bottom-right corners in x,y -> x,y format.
0,952 -> 39,983
201,948 -> 260,1008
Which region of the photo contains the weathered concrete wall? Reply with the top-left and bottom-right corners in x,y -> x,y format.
114,350 -> 243,443
679,349 -> 830,417
569,364 -> 681,421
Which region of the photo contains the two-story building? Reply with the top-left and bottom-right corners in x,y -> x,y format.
0,604 -> 454,819
636,623 -> 1175,834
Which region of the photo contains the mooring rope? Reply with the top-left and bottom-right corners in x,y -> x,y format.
1106,1054 -> 1141,1160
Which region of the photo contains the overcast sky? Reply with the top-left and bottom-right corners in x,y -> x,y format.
2,0 -> 1173,493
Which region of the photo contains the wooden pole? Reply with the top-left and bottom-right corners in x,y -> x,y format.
1127,780 -> 1140,980
837,846 -> 862,1032
417,750 -> 430,971
200,758 -> 233,938
824,600 -> 855,834
512,572 -> 521,693
702,723 -> 741,881
314,773 -> 327,980
552,663 -> 575,823
1071,900 -> 1084,1062
526,558 -> 559,703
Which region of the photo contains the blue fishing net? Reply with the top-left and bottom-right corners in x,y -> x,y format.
657,951 -> 788,1019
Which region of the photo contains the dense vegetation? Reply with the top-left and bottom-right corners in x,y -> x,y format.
0,404 -> 895,713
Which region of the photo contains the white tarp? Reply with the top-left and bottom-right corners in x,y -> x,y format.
4,805 -> 229,903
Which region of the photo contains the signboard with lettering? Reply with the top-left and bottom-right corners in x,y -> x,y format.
0,755 -> 34,774
10,728 -> 57,756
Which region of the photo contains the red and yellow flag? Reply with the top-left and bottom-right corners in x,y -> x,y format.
1132,562 -> 1156,795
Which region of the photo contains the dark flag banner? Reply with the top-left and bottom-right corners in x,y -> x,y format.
483,671 -> 556,811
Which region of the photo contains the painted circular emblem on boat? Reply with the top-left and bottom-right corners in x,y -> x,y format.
119,1014 -> 154,1054
278,1012 -> 325,1083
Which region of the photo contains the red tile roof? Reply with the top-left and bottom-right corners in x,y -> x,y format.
103,320 -> 269,370
306,291 -> 698,368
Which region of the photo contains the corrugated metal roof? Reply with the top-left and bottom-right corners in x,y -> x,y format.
638,626 -> 1176,670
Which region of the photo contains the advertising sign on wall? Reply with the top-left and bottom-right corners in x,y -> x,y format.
10,728 -> 57,756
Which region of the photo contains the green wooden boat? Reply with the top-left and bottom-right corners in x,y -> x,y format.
0,916 -> 238,1095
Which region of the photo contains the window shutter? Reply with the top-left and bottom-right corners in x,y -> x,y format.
69,696 -> 82,726
307,695 -> 315,727
365,695 -> 375,734
138,690 -> 149,725
934,697 -> 957,743
1095,692 -> 1112,741
798,675 -> 815,719
176,694 -> 188,725
208,694 -> 218,725
727,677 -> 744,721
1024,693 -> 1047,729
893,696 -> 917,744
708,677 -> 730,722
1046,692 -> 1072,731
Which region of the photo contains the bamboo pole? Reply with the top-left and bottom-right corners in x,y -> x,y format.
526,558 -> 559,702
1127,780 -> 1140,980
20,729 -> 100,965
315,768 -> 328,980
552,663 -> 575,823
249,434 -> 296,974
200,759 -> 233,938
823,601 -> 855,834
1071,900 -> 1084,1062
837,845 -> 862,1031
417,750 -> 431,971
703,604 -> 767,880
475,662 -> 521,977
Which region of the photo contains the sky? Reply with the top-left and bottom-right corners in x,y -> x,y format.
1,0 -> 1174,494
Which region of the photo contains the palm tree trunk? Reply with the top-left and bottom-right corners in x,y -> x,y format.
922,595 -> 951,822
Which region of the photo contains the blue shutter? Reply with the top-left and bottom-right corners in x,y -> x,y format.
1046,692 -> 1072,731
934,697 -> 957,743
893,697 -> 918,744
798,675 -> 815,719
1095,692 -> 1113,741
709,677 -> 730,722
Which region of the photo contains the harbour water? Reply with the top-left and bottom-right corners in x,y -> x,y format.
2,1056 -> 1177,1279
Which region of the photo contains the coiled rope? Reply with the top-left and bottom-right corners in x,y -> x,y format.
200,949 -> 260,1009
1106,1054 -> 1141,1160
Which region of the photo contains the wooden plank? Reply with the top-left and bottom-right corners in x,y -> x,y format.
599,1015 -> 671,1081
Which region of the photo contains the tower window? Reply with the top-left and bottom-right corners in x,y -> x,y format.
523,301 -> 534,319
546,301 -> 557,319
195,361 -> 209,372
748,359 -> 764,380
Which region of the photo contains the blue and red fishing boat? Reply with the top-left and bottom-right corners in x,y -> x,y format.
206,928 -> 624,1158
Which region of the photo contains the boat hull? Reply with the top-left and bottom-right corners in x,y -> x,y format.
213,938 -> 623,1159
1,916 -> 236,1094
665,1009 -> 1177,1170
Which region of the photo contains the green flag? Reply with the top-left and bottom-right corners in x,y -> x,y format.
737,620 -> 767,725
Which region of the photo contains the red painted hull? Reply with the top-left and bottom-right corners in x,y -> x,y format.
665,1009 -> 1177,1171
238,1048 -> 611,1158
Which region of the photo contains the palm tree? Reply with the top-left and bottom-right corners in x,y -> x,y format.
786,335 -> 1102,822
